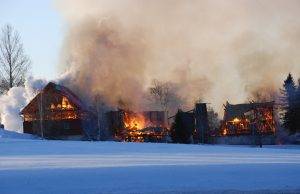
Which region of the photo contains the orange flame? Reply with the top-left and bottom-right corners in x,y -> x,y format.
223,128 -> 228,135
124,112 -> 146,130
50,96 -> 74,110
62,96 -> 74,109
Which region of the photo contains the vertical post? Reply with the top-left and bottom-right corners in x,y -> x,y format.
39,91 -> 44,138
195,103 -> 209,144
96,96 -> 102,140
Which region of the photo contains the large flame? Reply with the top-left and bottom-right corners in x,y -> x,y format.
124,112 -> 146,130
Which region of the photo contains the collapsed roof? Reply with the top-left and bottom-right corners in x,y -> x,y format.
223,101 -> 275,121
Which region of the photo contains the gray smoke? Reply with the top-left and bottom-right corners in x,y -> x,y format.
56,0 -> 300,114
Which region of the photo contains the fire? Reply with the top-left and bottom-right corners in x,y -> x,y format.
232,117 -> 240,123
220,106 -> 276,136
62,96 -> 74,109
124,112 -> 146,130
223,128 -> 228,135
50,96 -> 74,110
108,110 -> 168,142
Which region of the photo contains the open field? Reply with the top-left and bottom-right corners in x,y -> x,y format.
0,137 -> 300,194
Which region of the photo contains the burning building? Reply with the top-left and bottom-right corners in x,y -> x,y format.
19,81 -> 210,143
20,82 -> 91,139
218,101 -> 276,145
106,110 -> 168,142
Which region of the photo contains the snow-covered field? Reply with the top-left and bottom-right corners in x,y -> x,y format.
0,128 -> 36,140
1,133 -> 300,194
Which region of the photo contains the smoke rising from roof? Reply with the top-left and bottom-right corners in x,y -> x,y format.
57,0 -> 300,113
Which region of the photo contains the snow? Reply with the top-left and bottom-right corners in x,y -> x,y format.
0,139 -> 300,194
0,129 -> 36,140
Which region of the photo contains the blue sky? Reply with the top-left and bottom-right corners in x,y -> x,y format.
0,0 -> 63,79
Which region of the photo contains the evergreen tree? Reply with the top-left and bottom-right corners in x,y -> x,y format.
281,73 -> 297,134
170,110 -> 193,143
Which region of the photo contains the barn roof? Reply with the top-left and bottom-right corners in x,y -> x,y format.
223,101 -> 274,121
20,82 -> 88,114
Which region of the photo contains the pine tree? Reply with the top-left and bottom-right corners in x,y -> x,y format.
281,73 -> 297,134
170,110 -> 193,143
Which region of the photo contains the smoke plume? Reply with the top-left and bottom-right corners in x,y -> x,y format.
56,0 -> 300,114
0,77 -> 47,131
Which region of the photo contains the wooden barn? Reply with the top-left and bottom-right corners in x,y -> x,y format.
20,82 -> 91,139
220,101 -> 276,136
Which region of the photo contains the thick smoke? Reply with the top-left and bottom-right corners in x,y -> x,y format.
0,87 -> 27,132
58,17 -> 149,110
57,0 -> 300,114
0,77 -> 47,131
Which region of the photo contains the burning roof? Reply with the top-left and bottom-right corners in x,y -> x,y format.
21,82 -> 87,115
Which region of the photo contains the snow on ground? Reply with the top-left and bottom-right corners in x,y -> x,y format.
0,139 -> 300,194
0,129 -> 36,140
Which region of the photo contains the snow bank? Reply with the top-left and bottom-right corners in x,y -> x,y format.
0,129 -> 36,140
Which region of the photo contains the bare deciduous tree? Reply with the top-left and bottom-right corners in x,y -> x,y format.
149,79 -> 180,115
150,79 -> 170,112
0,24 -> 30,94
207,107 -> 220,131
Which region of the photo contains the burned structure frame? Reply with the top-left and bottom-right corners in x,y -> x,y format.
220,101 -> 276,137
106,110 -> 168,142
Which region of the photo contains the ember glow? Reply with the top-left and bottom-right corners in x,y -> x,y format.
232,118 -> 241,124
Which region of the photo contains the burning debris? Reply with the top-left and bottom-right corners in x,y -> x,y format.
220,101 -> 276,136
106,110 -> 168,142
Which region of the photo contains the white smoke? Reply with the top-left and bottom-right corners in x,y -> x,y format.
0,77 -> 47,132
0,87 -> 26,132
